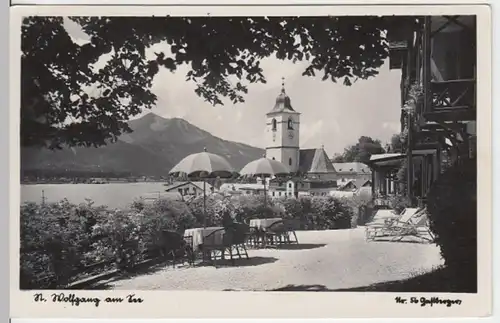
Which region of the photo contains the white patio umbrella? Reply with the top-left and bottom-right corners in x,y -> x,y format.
239,156 -> 290,207
169,148 -> 234,228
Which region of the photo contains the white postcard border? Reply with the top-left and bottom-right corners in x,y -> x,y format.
9,4 -> 493,319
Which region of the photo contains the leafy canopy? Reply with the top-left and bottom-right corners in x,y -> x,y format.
332,136 -> 386,164
22,16 -> 398,149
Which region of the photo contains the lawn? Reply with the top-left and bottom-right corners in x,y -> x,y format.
99,227 -> 445,292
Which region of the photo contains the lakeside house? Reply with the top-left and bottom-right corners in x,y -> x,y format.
219,182 -> 267,196
141,191 -> 183,202
164,181 -> 214,198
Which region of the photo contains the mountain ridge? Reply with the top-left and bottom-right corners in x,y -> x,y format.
21,113 -> 265,177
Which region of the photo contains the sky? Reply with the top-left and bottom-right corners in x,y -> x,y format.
64,18 -> 402,156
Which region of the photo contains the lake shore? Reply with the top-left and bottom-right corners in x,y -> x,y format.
21,182 -> 174,209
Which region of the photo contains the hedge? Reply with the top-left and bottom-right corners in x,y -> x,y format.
426,158 -> 477,288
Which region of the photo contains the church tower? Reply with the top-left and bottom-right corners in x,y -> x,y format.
265,78 -> 301,173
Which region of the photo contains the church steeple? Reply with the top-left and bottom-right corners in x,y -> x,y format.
265,78 -> 301,173
268,77 -> 295,114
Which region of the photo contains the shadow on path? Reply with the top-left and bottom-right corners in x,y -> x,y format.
198,256 -> 278,268
275,243 -> 327,250
88,260 -> 183,290
267,267 -> 476,293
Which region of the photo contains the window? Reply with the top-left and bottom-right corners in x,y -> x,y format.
278,192 -> 282,196
289,157 -> 292,166
287,118 -> 294,130
272,192 -> 275,197
272,157 -> 275,160
272,118 -> 277,131
288,182 -> 292,188
184,188 -> 189,195
178,188 -> 183,195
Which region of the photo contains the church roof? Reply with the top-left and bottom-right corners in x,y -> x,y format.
267,81 -> 298,115
299,148 -> 337,174
331,162 -> 371,174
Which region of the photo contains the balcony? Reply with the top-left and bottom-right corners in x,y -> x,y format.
425,78 -> 476,122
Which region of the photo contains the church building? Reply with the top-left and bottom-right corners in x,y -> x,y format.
265,80 -> 337,196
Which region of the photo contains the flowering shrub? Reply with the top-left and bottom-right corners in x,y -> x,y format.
308,196 -> 352,230
339,192 -> 374,226
137,198 -> 197,256
91,209 -> 146,271
20,199 -> 105,289
273,197 -> 306,228
188,194 -> 232,226
273,196 -> 352,230
230,195 -> 280,223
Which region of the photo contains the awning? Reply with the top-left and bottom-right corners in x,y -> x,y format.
368,149 -> 437,168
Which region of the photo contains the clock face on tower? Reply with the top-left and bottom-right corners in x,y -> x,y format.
288,131 -> 294,139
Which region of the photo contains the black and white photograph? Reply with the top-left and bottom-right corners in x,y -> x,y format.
11,4 -> 492,318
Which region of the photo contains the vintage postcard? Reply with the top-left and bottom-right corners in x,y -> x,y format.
10,3 -> 492,319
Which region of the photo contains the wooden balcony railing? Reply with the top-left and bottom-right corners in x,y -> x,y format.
423,78 -> 476,122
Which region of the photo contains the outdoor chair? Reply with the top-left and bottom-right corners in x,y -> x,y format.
283,219 -> 300,244
365,208 -> 421,240
245,226 -> 262,248
365,207 -> 420,228
264,220 -> 287,247
199,228 -> 235,267
159,230 -> 195,268
365,208 -> 433,243
227,222 -> 250,260
384,210 -> 435,243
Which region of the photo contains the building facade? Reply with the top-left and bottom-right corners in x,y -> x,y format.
370,15 -> 477,206
164,181 -> 214,197
331,162 -> 372,189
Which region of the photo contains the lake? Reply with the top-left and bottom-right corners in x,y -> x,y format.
21,182 -> 172,209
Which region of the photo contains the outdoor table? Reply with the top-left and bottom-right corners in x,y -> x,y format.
184,227 -> 224,251
249,218 -> 283,231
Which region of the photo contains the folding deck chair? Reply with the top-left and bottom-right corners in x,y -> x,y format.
366,208 -> 434,243
365,207 -> 421,240
387,210 -> 435,243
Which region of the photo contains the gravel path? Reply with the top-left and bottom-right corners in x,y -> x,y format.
108,227 -> 443,291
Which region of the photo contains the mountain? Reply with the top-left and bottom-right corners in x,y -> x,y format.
21,113 -> 265,177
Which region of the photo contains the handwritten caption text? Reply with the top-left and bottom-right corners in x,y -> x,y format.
395,296 -> 462,307
34,293 -> 143,307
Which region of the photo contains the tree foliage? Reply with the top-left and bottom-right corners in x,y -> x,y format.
333,136 -> 385,163
22,16 -> 397,149
387,133 -> 404,153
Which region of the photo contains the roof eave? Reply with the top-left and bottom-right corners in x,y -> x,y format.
266,110 -> 301,116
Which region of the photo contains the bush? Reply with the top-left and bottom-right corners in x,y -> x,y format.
188,194 -> 234,227
91,209 -> 146,271
274,197 -> 306,227
20,199 -> 106,289
308,196 -> 353,230
426,159 -> 477,282
339,193 -> 374,227
230,195 -> 280,223
138,198 -> 197,256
